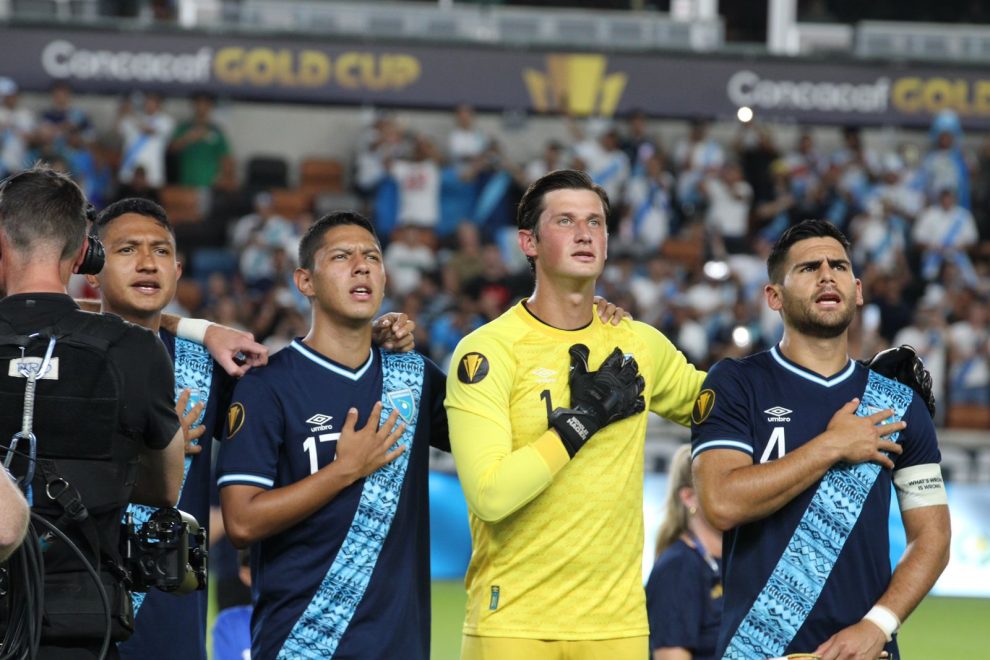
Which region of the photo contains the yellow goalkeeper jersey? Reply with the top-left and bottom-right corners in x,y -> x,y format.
445,301 -> 705,640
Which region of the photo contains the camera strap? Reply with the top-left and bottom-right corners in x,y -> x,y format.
35,457 -> 130,585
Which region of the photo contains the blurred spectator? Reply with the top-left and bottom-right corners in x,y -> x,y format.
702,161 -> 752,256
946,297 -> 990,407
524,139 -> 568,184
0,78 -> 36,177
114,165 -> 161,204
169,92 -> 231,187
384,225 -> 438,298
914,187 -> 979,284
390,134 -> 441,230
619,153 -> 675,258
921,110 -> 971,209
674,119 -> 724,217
448,104 -> 488,164
232,192 -> 297,292
621,109 -> 660,177
39,81 -> 93,149
445,221 -> 485,287
570,123 -> 630,205
117,92 -> 174,189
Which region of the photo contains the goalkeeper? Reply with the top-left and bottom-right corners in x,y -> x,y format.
445,170 -> 706,659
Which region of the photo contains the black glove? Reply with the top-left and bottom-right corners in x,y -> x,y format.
863,345 -> 936,418
549,345 -> 646,458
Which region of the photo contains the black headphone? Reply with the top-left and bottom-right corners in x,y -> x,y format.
78,203 -> 105,275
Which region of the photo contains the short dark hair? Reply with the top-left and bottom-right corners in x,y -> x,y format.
298,211 -> 378,270
516,169 -> 610,271
95,198 -> 173,237
767,219 -> 852,284
0,165 -> 86,260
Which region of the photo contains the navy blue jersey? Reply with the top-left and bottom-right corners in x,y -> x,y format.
646,539 -> 722,660
691,346 -> 940,658
119,329 -> 235,660
216,340 -> 447,660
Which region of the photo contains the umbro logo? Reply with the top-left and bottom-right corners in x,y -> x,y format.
531,367 -> 557,383
764,406 -> 793,422
306,413 -> 334,432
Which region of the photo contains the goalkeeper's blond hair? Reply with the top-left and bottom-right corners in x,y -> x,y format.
654,444 -> 694,558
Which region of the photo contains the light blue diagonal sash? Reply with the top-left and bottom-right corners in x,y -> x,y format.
724,371 -> 913,659
278,351 -> 424,659
126,337 -> 213,615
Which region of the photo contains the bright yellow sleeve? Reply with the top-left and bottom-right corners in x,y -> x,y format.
445,331 -> 571,523
631,322 -> 707,426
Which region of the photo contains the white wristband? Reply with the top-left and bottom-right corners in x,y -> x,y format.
863,605 -> 900,642
176,318 -> 213,345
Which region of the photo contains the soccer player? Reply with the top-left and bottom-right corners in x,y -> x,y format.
444,169 -> 707,659
692,219 -> 950,660
217,211 -> 449,660
86,198 -> 235,660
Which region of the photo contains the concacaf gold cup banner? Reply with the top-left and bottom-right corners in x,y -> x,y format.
5,24 -> 990,127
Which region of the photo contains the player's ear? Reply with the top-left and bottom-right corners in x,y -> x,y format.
518,228 -> 538,259
175,260 -> 183,280
84,273 -> 100,289
70,235 -> 89,274
293,266 -> 314,298
765,282 -> 784,312
854,277 -> 863,306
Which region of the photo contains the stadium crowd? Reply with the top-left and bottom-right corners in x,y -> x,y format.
1,78 -> 988,427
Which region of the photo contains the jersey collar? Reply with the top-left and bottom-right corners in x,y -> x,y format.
770,344 -> 856,387
290,339 -> 374,381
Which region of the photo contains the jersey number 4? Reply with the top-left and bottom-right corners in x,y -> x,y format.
759,427 -> 786,464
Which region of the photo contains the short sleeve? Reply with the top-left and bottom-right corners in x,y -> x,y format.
216,373 -> 284,490
690,359 -> 755,459
894,392 -> 941,471
424,358 -> 450,452
139,330 -> 180,451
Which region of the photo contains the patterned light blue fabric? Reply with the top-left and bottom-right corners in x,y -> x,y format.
126,338 -> 212,614
278,350 -> 424,659
725,371 -> 913,659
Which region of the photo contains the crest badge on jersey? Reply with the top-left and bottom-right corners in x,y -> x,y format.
692,389 -> 716,425
458,352 -> 489,384
387,388 -> 417,423
226,402 -> 246,439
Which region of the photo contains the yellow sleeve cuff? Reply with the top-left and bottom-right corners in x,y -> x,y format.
531,430 -> 571,476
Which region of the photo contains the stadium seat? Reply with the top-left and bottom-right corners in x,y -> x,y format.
245,156 -> 290,197
299,157 -> 345,195
160,186 -> 206,224
938,445 -> 975,483
945,403 -> 990,429
974,449 -> 990,484
271,188 -> 312,219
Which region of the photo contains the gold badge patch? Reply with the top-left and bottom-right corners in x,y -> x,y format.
691,389 -> 716,425
457,352 -> 489,384
226,402 -> 246,439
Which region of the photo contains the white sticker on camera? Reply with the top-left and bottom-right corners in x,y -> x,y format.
7,357 -> 60,380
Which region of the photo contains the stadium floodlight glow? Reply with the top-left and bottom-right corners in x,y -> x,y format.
732,326 -> 751,348
703,260 -> 730,281
736,106 -> 754,123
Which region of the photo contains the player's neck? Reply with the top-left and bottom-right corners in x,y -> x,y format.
778,331 -> 850,377
526,276 -> 596,330
303,317 -> 372,369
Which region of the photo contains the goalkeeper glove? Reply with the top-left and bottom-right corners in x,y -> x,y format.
863,345 -> 936,418
549,345 -> 646,458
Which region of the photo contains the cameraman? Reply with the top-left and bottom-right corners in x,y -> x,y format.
0,166 -> 183,659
